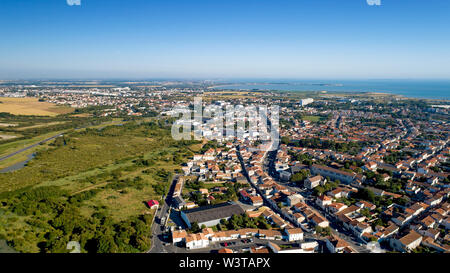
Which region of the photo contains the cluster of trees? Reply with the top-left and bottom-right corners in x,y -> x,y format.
133,158 -> 155,167
375,177 -> 404,194
189,192 -> 209,207
313,179 -> 339,196
218,213 -> 272,231
2,185 -> 153,253
353,187 -> 407,208
185,178 -> 204,191
187,182 -> 245,206
383,151 -> 412,165
288,151 -> 313,166
49,136 -> 68,147
354,188 -> 376,203
107,176 -> 147,191
315,226 -> 332,237
150,169 -> 172,196
290,169 -> 310,185
215,182 -> 244,202
364,169 -> 405,194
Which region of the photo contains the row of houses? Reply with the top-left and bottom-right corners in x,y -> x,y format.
172,227 -> 305,250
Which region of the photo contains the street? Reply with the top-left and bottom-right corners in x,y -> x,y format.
148,174 -> 180,253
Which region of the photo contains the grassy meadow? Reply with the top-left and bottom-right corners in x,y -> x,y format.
0,119 -> 202,253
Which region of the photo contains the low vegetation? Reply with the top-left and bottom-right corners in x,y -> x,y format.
0,119 -> 201,253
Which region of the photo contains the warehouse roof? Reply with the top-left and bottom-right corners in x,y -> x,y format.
182,202 -> 245,224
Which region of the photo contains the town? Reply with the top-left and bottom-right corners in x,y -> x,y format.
0,81 -> 449,254
104,84 -> 449,254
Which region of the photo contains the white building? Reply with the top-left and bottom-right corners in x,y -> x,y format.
300,98 -> 314,107
390,230 -> 422,252
186,233 -> 210,250
287,194 -> 304,206
304,175 -> 324,189
285,228 -> 304,242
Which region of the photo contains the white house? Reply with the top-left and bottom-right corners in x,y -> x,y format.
390,230 -> 422,252
186,233 -> 210,249
316,195 -> 332,209
325,235 -> 355,253
172,229 -> 187,244
304,175 -> 324,189
285,228 -> 304,242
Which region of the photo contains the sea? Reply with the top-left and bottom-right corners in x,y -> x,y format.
211,79 -> 450,100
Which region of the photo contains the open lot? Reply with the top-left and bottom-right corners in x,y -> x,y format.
0,134 -> 19,140
0,97 -> 73,116
15,121 -> 67,131
302,115 -> 327,123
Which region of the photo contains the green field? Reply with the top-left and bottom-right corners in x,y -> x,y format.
302,115 -> 327,122
0,120 -> 201,253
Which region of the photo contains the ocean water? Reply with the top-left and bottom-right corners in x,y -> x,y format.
212,80 -> 450,100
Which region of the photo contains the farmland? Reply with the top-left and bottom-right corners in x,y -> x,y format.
0,97 -> 73,116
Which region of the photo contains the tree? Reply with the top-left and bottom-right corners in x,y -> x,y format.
190,222 -> 200,233
97,235 -> 118,253
281,136 -> 291,145
290,169 -> 310,185
355,188 -> 376,203
315,226 -> 331,236
360,208 -> 371,218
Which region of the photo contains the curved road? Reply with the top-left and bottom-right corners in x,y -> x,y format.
0,121 -> 124,163
0,133 -> 63,162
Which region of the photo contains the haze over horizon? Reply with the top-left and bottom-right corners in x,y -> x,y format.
1,0 -> 449,79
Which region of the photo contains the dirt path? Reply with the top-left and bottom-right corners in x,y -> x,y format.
70,182 -> 108,196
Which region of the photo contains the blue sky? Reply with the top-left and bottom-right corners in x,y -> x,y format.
0,0 -> 449,79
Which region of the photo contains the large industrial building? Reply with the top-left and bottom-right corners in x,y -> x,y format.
180,202 -> 245,228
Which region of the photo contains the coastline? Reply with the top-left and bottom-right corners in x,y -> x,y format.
208,84 -> 450,102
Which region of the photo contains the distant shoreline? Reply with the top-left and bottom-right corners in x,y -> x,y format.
208,83 -> 450,101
